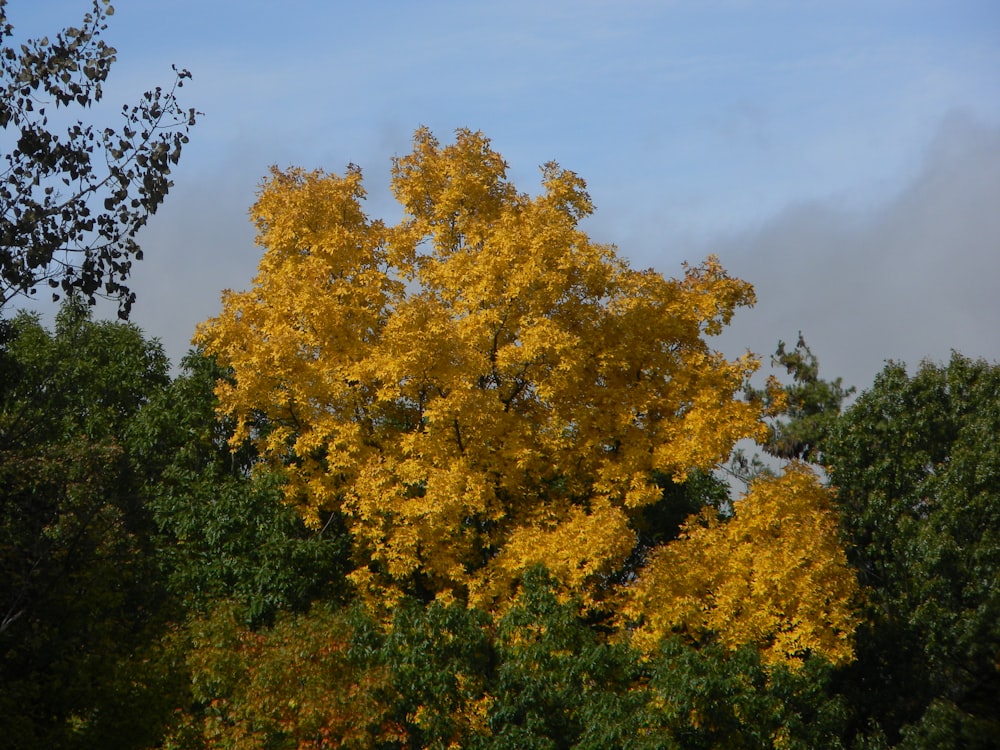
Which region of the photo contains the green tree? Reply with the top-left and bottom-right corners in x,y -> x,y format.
825,354 -> 1000,747
478,568 -> 644,750
0,0 -> 197,317
374,598 -> 495,748
137,351 -> 352,628
764,334 -> 853,462
0,307 -> 350,747
637,639 -> 849,750
0,301 -> 178,748
735,333 -> 854,468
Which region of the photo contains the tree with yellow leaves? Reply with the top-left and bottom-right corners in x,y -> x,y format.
623,463 -> 859,668
195,127 -> 770,611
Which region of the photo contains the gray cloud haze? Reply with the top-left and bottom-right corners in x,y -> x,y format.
14,113 -> 998,401
713,113 -> 1000,392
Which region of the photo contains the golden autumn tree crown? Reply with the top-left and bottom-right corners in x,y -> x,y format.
196,129 -> 857,666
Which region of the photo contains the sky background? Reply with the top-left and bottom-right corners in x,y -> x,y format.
10,0 -> 1000,394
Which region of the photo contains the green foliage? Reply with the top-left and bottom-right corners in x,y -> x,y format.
0,305 -> 355,747
751,333 -> 854,464
480,568 -> 644,750
0,302 -> 178,749
139,351 -> 353,627
3,299 -> 170,440
376,599 -> 494,748
164,568 -> 857,750
825,354 -> 1000,745
891,699 -> 999,750
0,0 -> 197,316
639,639 -> 849,750
154,471 -> 351,626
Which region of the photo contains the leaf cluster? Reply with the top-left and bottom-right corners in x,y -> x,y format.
0,0 -> 198,317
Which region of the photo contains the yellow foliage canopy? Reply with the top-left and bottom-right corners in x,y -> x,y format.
622,464 -> 860,667
196,128 -> 768,610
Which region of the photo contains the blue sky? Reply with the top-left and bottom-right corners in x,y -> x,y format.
11,0 -> 1000,390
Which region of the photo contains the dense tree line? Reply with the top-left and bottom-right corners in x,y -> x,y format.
1,5 -> 997,747
3,305 -> 998,748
